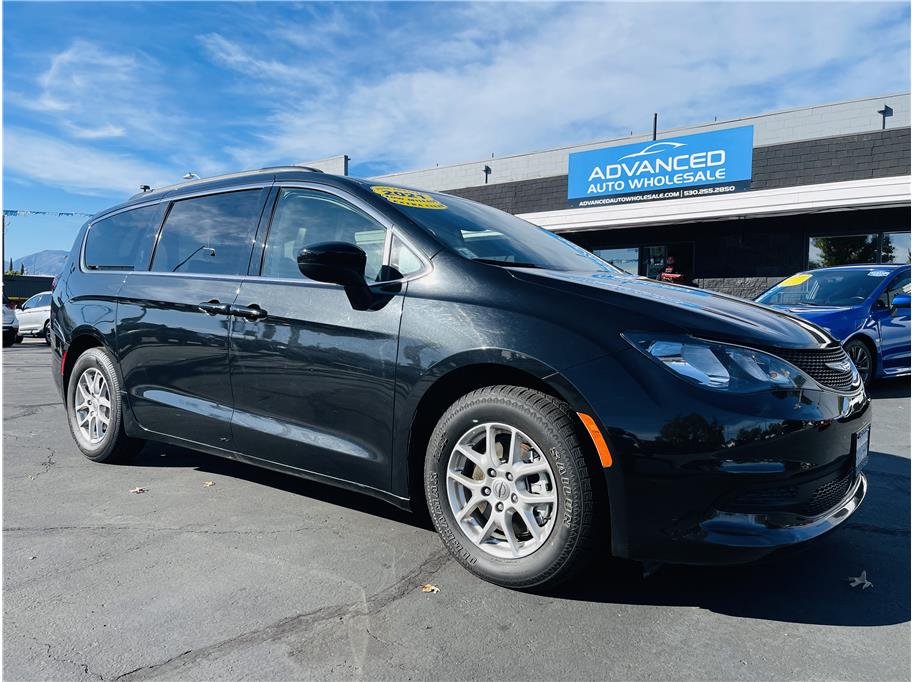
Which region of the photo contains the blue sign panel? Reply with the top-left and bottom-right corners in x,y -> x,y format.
567,125 -> 753,207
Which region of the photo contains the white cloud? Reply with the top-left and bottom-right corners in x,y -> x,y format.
16,40 -> 180,146
198,33 -> 300,81
5,127 -> 176,196
216,2 -> 910,172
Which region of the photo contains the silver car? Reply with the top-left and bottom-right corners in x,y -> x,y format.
3,294 -> 21,347
16,291 -> 52,343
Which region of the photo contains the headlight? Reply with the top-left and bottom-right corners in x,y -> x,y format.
624,333 -> 819,393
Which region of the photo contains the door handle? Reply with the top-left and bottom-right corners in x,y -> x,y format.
198,300 -> 230,316
230,304 -> 268,321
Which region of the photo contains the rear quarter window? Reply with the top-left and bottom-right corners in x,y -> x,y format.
84,204 -> 164,271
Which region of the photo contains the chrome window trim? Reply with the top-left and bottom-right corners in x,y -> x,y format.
80,200 -> 166,274
78,180 -> 433,287
80,184 -> 272,275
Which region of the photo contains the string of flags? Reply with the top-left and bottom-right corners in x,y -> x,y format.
3,209 -> 94,218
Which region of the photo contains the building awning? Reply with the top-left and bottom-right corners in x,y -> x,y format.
518,176 -> 911,232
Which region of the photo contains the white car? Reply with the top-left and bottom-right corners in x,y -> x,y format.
16,291 -> 52,344
3,294 -> 21,347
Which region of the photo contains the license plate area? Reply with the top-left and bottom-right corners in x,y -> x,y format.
854,425 -> 870,473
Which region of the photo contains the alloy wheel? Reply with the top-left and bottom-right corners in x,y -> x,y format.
446,422 -> 558,559
847,343 -> 871,384
74,368 -> 112,444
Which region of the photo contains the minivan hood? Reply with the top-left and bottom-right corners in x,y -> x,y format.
510,269 -> 833,349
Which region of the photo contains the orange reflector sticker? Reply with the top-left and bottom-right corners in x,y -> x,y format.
577,412 -> 613,468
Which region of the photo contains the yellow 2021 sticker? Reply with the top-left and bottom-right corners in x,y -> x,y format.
371,186 -> 447,210
779,273 -> 812,287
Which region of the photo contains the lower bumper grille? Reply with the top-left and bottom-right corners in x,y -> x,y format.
724,465 -> 857,517
806,469 -> 854,516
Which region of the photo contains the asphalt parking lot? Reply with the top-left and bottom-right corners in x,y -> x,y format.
3,337 -> 909,681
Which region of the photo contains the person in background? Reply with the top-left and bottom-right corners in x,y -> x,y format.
657,255 -> 684,284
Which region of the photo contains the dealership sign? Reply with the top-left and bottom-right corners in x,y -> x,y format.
567,125 -> 753,207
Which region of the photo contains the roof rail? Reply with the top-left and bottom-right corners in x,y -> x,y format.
258,165 -> 325,173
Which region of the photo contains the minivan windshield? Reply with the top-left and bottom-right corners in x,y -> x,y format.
383,189 -> 620,273
757,268 -> 892,307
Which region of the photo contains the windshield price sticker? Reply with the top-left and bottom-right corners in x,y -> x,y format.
779,273 -> 812,287
371,186 -> 447,210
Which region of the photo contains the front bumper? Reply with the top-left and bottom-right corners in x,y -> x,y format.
561,350 -> 872,565
699,473 -> 865,549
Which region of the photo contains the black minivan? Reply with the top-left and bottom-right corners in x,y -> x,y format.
52,168 -> 871,588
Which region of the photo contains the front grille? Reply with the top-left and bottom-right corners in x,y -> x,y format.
806,469 -> 854,516
773,346 -> 856,392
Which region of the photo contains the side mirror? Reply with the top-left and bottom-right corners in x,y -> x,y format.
297,242 -> 373,310
892,293 -> 911,310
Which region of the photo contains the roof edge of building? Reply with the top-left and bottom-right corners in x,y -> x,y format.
373,92 -> 911,181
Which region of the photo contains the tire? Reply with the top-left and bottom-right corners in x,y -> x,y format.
424,385 -> 597,589
43,322 -> 51,345
66,347 -> 144,462
15,335 -> 22,344
2,331 -> 14,348
845,339 -> 874,387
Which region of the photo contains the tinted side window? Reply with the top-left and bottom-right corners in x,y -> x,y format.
22,295 -> 40,309
881,272 -> 911,306
388,235 -> 423,278
84,204 -> 162,271
151,190 -> 263,275
37,294 -> 51,307
262,189 -> 387,281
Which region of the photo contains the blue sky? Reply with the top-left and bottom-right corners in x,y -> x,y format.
3,1 -> 910,262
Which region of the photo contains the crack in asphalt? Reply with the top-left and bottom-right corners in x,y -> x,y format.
29,636 -> 105,681
4,402 -> 63,421
113,546 -> 451,680
31,446 -> 57,478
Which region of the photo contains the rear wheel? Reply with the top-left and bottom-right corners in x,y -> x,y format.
845,339 -> 874,386
66,347 -> 144,462
424,385 -> 597,589
42,322 -> 51,345
2,331 -> 14,347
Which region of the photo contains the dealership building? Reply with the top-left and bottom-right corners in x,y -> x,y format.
314,93 -> 910,297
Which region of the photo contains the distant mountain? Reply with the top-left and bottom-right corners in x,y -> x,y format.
8,250 -> 69,277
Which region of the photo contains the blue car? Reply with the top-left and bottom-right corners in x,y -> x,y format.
756,264 -> 911,385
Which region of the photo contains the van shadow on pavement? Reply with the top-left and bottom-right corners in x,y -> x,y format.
558,449 -> 909,628
867,376 -> 911,399
128,442 -> 430,530
132,441 -> 909,629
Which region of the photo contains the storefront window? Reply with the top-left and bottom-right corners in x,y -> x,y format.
593,247 -> 638,274
642,246 -> 667,280
881,232 -> 911,264
807,234 -> 877,268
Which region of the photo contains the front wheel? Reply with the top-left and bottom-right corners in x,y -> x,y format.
845,339 -> 874,386
66,347 -> 144,462
424,386 -> 598,589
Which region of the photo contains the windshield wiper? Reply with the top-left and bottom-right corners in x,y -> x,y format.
471,258 -> 541,268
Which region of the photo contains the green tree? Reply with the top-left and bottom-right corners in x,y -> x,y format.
809,236 -> 877,268
881,234 -> 896,263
